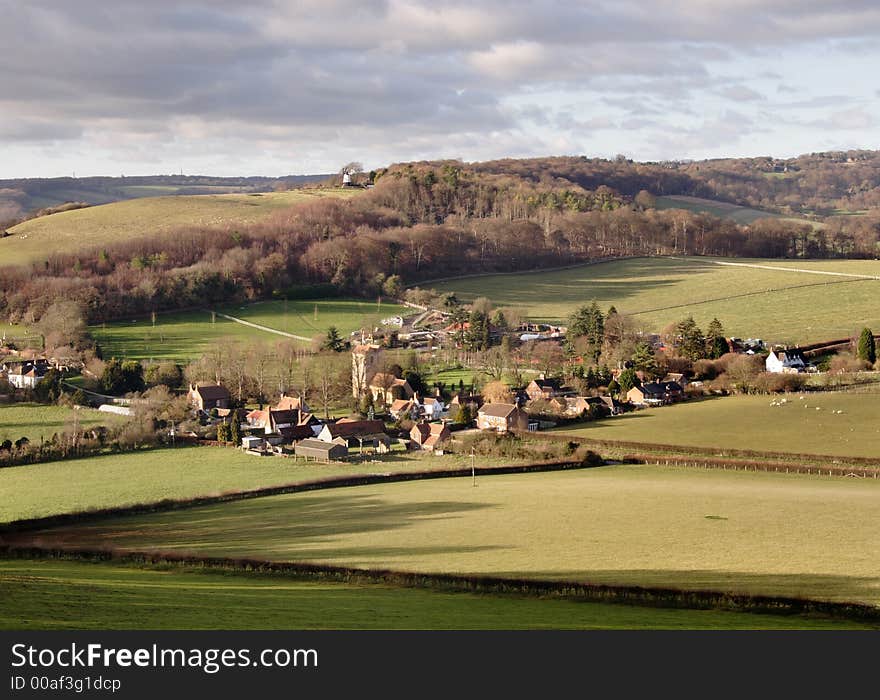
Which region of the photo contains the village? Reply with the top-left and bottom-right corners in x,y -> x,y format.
2,297 -> 867,466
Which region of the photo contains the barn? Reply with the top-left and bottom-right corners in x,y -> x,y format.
295,438 -> 348,462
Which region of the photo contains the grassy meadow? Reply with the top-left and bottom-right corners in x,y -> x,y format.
654,195 -> 816,226
2,188 -> 357,268
556,393 -> 880,458
19,466 -> 880,606
0,446 -> 533,524
0,403 -> 126,443
90,298 -> 413,361
431,256 -> 880,344
1,558 -> 866,630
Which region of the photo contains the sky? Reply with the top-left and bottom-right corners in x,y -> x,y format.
1,0 -> 879,178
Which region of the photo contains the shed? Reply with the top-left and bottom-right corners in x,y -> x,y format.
295,438 -> 348,462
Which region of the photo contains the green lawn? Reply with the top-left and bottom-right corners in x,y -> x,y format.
90,298 -> 413,361
555,393 -> 880,458
20,466 -> 879,606
0,403 -> 125,443
431,256 -> 880,344
2,189 -> 357,268
0,446 -> 532,524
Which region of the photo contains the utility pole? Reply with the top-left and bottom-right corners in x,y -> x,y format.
471,447 -> 476,487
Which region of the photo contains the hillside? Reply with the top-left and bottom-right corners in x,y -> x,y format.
654,195 -> 818,227
429,256 -> 880,345
1,188 -> 358,267
0,173 -> 330,224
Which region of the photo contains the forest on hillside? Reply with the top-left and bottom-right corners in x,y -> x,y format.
1,155 -> 880,327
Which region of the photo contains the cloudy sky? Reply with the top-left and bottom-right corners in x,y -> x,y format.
2,1 -> 879,178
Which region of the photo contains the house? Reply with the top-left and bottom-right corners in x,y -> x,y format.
450,392 -> 482,409
564,396 -> 593,417
368,373 -> 415,407
420,395 -> 445,421
389,398 -> 416,420
661,373 -> 688,389
188,383 -> 230,411
317,419 -> 388,446
409,422 -> 451,450
2,359 -> 48,389
597,395 -> 625,415
525,377 -> 571,401
274,393 -> 310,413
627,381 -> 683,406
765,349 -> 807,374
476,403 -> 529,433
295,438 -> 348,462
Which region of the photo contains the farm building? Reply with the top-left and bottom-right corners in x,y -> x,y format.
317,419 -> 388,446
295,438 -> 348,462
188,382 -> 230,411
477,403 -> 529,433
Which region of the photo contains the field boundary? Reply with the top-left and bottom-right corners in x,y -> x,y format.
0,458 -> 591,532
405,256 -> 622,288
522,430 -> 880,472
2,547 -> 877,623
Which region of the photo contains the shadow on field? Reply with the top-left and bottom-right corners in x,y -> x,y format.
5,493 -> 502,561
486,568 -> 880,605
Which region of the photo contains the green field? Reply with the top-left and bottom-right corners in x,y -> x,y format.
0,403 -> 125,443
431,256 -> 880,344
19,466 -> 879,606
556,393 -> 880,458
90,298 -> 413,360
1,189 -> 356,268
655,195 -> 812,226
1,558 -> 863,630
0,446 -> 531,524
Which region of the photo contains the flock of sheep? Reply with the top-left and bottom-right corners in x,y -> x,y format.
769,396 -> 844,414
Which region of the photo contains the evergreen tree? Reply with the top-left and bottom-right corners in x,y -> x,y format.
323,326 -> 345,352
705,318 -> 728,359
857,327 -> 876,364
229,416 -> 241,446
675,316 -> 706,361
568,301 -> 604,362
631,341 -> 660,378
217,422 -> 230,443
617,367 -> 640,394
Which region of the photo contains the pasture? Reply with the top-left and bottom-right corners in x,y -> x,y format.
21,466 -> 880,606
0,558 -> 863,630
90,298 -> 413,360
430,256 -> 880,344
0,446 -> 530,524
654,195 -> 814,226
0,403 -> 126,444
1,188 -> 356,268
556,393 -> 880,458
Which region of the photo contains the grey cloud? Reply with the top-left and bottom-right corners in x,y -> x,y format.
719,85 -> 764,102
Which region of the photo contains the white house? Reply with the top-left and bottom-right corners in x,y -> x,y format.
765,349 -> 807,374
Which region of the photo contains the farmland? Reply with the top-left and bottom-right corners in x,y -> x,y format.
555,394 -> 880,458
90,298 -> 413,361
17,465 -> 880,606
1,558 -> 864,630
0,403 -> 126,444
1,188 -> 357,268
0,446 -> 535,524
430,256 -> 880,344
654,195 -> 811,225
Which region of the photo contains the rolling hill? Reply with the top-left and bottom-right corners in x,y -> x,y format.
1,188 -> 358,267
429,256 -> 880,345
